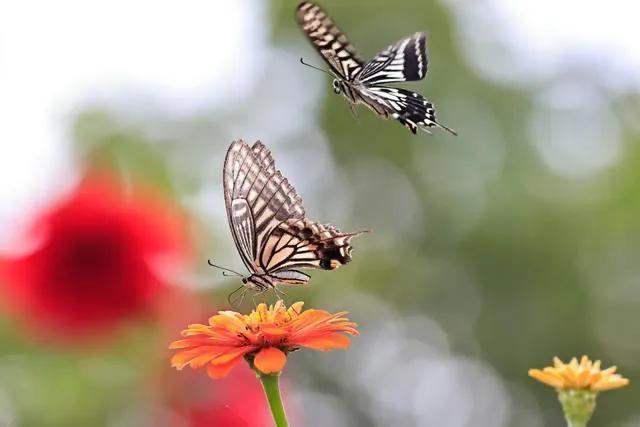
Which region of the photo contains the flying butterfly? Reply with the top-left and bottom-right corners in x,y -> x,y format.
296,1 -> 456,135
214,139 -> 364,294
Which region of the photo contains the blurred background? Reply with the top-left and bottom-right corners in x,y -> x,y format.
1,0 -> 639,425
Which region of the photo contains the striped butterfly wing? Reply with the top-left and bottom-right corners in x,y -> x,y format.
224,140 -> 304,273
357,87 -> 457,135
223,140 -> 362,285
261,218 -> 361,285
356,32 -> 428,85
296,1 -> 364,81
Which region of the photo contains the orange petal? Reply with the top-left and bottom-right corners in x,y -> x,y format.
210,313 -> 246,332
260,325 -> 289,339
210,346 -> 254,365
206,356 -> 243,379
171,346 -> 219,369
529,369 -> 564,388
190,346 -> 254,369
254,347 -> 287,374
169,337 -> 226,349
294,333 -> 351,351
592,376 -> 630,391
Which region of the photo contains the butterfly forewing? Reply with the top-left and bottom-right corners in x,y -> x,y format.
223,143 -> 259,271
357,32 -> 428,85
296,1 -> 363,80
223,140 -> 363,288
224,141 -> 304,272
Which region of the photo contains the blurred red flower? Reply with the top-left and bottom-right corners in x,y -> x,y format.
0,174 -> 189,342
167,364 -> 272,427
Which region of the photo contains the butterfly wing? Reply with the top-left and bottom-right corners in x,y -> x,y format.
223,140 -> 304,274
224,140 -> 363,286
356,87 -> 456,135
356,33 -> 428,85
296,1 -> 364,81
261,218 -> 362,278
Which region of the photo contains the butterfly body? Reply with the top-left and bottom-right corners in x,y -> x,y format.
223,140 -> 363,290
297,1 -> 456,135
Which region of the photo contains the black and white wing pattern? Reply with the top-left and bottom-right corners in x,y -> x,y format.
296,1 -> 456,135
223,140 -> 363,288
296,1 -> 363,81
356,32 -> 428,85
358,87 -> 457,135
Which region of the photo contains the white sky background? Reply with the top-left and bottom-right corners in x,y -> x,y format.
0,0 -> 263,249
450,0 -> 640,89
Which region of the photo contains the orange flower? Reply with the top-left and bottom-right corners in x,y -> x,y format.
529,356 -> 629,392
169,300 -> 358,379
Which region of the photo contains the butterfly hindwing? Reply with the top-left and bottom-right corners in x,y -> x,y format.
357,87 -> 456,135
262,218 -> 359,273
357,32 -> 428,85
296,1 -> 363,80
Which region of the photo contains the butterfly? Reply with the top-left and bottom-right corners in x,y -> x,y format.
217,139 -> 364,292
296,1 -> 456,135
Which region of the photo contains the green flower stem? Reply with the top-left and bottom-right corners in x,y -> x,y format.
258,373 -> 289,427
558,390 -> 597,427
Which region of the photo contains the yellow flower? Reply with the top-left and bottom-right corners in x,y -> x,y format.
529,355 -> 629,392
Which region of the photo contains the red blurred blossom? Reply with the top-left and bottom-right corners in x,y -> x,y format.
165,364 -> 272,427
0,174 -> 190,342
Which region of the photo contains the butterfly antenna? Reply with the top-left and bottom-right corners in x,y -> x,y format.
436,121 -> 458,136
299,57 -> 336,78
207,260 -> 243,277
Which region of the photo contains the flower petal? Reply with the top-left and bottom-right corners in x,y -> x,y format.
254,347 -> 287,374
210,346 -> 254,365
206,356 -> 244,379
294,333 -> 351,351
528,369 -> 564,388
171,346 -> 220,369
260,324 -> 288,339
593,374 -> 630,391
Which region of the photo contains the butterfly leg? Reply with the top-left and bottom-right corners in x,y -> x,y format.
251,285 -> 270,307
272,285 -> 287,304
345,100 -> 360,123
232,287 -> 249,310
227,284 -> 245,308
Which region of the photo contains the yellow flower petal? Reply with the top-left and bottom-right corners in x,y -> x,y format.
529,356 -> 629,392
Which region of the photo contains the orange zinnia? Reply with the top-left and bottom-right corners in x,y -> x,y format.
170,300 -> 358,378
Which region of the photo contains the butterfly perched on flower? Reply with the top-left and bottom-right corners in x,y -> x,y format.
217,140 -> 364,292
296,1 -> 456,135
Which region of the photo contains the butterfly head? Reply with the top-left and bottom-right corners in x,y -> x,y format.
243,274 -> 273,291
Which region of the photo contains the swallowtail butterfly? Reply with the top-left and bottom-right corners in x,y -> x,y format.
220,139 -> 364,291
296,1 -> 456,135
